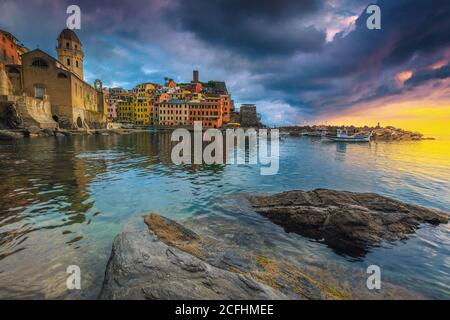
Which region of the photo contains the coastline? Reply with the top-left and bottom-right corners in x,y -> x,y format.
280,125 -> 436,141
100,186 -> 449,300
0,124 -> 439,141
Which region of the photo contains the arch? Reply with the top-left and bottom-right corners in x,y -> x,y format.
31,58 -> 49,68
76,116 -> 83,128
57,72 -> 68,79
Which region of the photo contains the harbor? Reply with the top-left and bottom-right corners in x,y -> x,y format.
0,131 -> 449,299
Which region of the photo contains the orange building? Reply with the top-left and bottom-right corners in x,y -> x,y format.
220,94 -> 232,123
188,100 -> 223,128
203,94 -> 231,124
0,29 -> 24,66
167,80 -> 177,87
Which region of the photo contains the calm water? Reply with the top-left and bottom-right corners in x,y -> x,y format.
0,132 -> 449,299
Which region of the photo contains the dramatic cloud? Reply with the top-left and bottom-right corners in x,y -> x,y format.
165,0 -> 326,57
1,0 -> 449,127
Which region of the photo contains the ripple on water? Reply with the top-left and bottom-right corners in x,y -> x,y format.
0,133 -> 449,299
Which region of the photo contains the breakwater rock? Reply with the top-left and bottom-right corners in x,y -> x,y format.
249,189 -> 448,257
99,214 -> 295,300
280,125 -> 434,141
367,127 -> 434,141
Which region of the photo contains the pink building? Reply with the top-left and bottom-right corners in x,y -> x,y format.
106,93 -> 120,119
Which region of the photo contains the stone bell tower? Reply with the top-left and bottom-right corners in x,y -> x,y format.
56,28 -> 84,79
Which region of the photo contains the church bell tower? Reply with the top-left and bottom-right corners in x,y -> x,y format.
56,28 -> 84,79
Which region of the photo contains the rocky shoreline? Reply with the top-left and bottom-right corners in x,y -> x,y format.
99,190 -> 448,300
281,125 -> 435,141
0,127 -> 146,140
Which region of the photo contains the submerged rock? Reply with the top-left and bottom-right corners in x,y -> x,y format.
23,125 -> 42,136
0,130 -> 23,140
99,214 -> 293,300
249,189 -> 448,257
42,128 -> 55,136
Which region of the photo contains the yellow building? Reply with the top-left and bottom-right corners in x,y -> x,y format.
117,94 -> 151,125
133,83 -> 157,97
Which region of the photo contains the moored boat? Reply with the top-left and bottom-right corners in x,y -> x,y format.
326,129 -> 372,142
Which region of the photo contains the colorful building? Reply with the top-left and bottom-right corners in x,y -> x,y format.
112,70 -> 234,128
188,99 -> 223,128
0,29 -> 26,66
157,100 -> 189,126
117,94 -> 151,125
133,82 -> 158,97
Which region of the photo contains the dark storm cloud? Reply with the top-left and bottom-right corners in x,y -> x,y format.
256,0 -> 450,115
406,65 -> 450,86
165,0 -> 327,56
1,0 -> 449,124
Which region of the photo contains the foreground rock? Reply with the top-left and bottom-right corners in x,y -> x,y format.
0,130 -> 23,140
249,189 -> 448,257
99,214 -> 293,300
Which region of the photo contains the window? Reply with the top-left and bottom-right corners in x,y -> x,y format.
58,72 -> 68,79
31,58 -> 49,68
66,42 -> 70,48
67,58 -> 71,66
76,60 -> 79,68
34,85 -> 46,99
8,67 -> 20,74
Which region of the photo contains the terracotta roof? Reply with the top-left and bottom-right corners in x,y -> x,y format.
58,28 -> 81,44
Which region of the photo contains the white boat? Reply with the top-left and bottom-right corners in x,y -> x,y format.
327,129 -> 372,142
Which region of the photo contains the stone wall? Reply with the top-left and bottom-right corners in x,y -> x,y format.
83,109 -> 107,129
15,95 -> 57,129
0,65 -> 12,96
1,64 -> 56,129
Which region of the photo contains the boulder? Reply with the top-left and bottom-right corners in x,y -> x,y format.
5,104 -> 24,129
42,128 -> 55,136
99,215 -> 294,300
0,130 -> 23,140
23,126 -> 42,137
55,128 -> 72,137
249,189 -> 448,257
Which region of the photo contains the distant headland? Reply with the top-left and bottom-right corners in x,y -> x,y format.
279,125 -> 435,141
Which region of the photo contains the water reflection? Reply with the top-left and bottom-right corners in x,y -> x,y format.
0,132 -> 449,299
